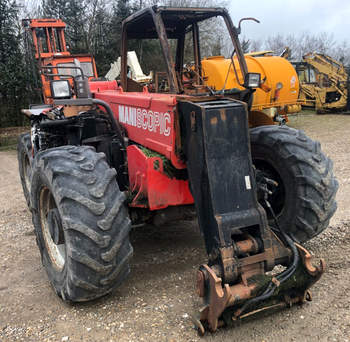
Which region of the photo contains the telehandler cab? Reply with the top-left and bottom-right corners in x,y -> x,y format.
18,7 -> 337,334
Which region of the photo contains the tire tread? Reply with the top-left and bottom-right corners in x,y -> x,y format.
250,125 -> 338,242
31,145 -> 132,302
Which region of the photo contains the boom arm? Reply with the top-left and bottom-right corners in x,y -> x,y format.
303,53 -> 348,97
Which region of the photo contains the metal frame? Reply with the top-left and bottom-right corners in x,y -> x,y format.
120,6 -> 248,94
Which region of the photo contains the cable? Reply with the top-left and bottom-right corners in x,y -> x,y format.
237,187 -> 299,316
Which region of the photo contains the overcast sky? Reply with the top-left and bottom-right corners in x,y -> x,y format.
228,0 -> 350,43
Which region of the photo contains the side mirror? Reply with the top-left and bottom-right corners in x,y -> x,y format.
244,73 -> 261,88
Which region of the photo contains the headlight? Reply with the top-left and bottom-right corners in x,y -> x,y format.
50,80 -> 72,99
244,73 -> 261,88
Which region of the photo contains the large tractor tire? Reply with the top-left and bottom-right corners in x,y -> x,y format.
250,125 -> 338,243
31,145 -> 133,302
18,132 -> 33,208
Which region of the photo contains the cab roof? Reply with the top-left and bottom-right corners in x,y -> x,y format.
123,6 -> 229,39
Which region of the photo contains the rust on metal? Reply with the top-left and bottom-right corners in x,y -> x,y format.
192,22 -> 201,86
63,105 -> 92,117
210,116 -> 218,125
295,243 -> 326,278
226,282 -> 257,306
234,236 -> 259,255
235,295 -> 304,320
120,7 -> 249,95
190,111 -> 196,131
190,314 -> 205,336
219,246 -> 238,283
196,270 -> 205,298
195,232 -> 326,335
220,109 -> 227,122
199,265 -> 232,332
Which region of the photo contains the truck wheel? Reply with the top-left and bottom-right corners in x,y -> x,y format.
18,132 -> 33,208
250,125 -> 338,243
31,145 -> 133,302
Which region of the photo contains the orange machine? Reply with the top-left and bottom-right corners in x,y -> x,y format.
201,55 -> 302,126
22,19 -> 98,104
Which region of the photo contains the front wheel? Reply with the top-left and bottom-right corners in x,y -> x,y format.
31,145 -> 133,302
250,125 -> 338,243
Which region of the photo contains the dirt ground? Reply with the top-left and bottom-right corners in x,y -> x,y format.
0,113 -> 350,342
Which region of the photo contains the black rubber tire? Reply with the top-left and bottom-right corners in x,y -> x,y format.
31,145 -> 133,302
18,132 -> 33,208
250,125 -> 338,243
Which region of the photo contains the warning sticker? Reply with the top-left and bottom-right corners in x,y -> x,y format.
245,176 -> 251,190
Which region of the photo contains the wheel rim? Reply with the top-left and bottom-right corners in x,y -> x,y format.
39,187 -> 66,270
23,153 -> 31,192
254,159 -> 286,220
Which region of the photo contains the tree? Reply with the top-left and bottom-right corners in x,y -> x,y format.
0,0 -> 27,126
86,0 -> 113,74
268,32 -> 342,63
249,39 -> 263,53
96,0 -> 135,73
333,40 -> 350,66
41,0 -> 87,53
265,33 -> 286,56
240,37 -> 250,54
63,0 -> 87,53
41,0 -> 67,18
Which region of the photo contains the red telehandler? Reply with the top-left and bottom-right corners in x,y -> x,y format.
18,7 -> 337,334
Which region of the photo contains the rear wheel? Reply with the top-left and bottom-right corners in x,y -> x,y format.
18,133 -> 33,208
250,125 -> 338,243
31,145 -> 133,302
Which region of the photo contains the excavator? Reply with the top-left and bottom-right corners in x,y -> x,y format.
292,53 -> 350,113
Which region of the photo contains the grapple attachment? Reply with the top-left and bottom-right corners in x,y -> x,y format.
194,243 -> 325,334
178,99 -> 325,335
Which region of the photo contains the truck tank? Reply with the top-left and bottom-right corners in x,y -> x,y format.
201,55 -> 301,125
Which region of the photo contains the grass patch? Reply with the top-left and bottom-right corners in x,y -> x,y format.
0,136 -> 18,151
0,144 -> 17,151
0,126 -> 29,151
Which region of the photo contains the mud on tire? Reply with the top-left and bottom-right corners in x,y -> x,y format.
18,132 -> 33,208
31,145 -> 133,302
250,125 -> 338,243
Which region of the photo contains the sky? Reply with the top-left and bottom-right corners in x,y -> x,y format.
18,0 -> 350,45
228,0 -> 350,43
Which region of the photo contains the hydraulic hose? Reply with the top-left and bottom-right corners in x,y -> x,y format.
237,195 -> 299,316
91,98 -> 125,146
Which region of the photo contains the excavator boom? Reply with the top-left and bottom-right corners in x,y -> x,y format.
293,52 -> 349,112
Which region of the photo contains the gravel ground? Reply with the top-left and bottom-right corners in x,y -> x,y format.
0,113 -> 350,342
